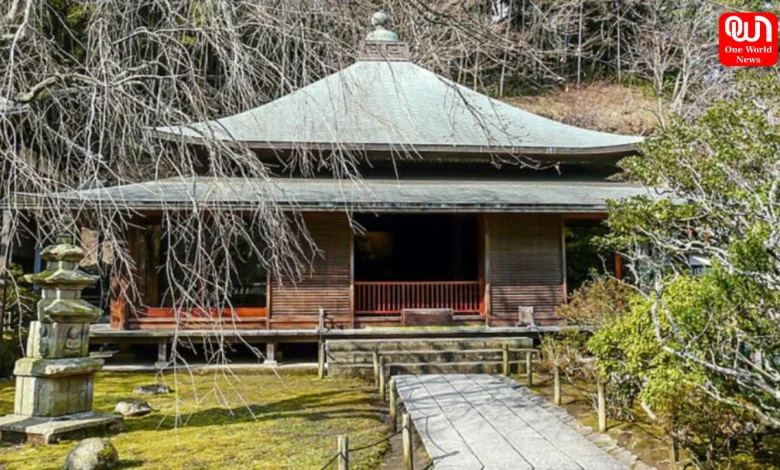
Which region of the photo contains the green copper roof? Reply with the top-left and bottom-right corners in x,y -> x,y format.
29,176 -> 649,213
153,56 -> 643,157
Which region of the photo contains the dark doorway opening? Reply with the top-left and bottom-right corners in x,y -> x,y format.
354,214 -> 479,281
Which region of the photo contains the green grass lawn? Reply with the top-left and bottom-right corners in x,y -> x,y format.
0,371 -> 388,469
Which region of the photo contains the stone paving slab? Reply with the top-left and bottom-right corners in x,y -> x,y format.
394,374 -> 629,470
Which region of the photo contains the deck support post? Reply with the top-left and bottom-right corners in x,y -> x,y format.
502,345 -> 509,376
402,413 -> 414,470
598,380 -> 607,432
553,365 -> 561,405
318,341 -> 326,379
525,352 -> 533,387
372,350 -> 380,387
379,362 -> 386,402
337,435 -> 349,470
154,339 -> 168,369
265,341 -> 277,366
389,378 -> 397,432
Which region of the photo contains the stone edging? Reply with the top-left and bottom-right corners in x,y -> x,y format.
494,375 -> 656,470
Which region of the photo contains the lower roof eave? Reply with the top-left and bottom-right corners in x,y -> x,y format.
15,199 -> 609,214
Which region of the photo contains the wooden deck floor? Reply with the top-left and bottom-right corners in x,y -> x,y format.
394,374 -> 628,470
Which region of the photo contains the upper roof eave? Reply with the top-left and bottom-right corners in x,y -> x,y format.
149,129 -> 641,159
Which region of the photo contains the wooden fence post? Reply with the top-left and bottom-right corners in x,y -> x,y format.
373,350 -> 380,387
389,378 -> 397,432
669,435 -> 680,470
525,352 -> 533,387
553,364 -> 561,405
597,380 -> 607,432
402,413 -> 414,470
502,345 -> 509,376
337,435 -> 349,470
318,341 -> 326,379
379,362 -> 386,402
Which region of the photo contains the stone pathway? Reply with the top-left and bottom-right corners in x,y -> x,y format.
394,374 -> 632,470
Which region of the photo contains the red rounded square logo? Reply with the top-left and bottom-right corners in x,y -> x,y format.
719,12 -> 778,66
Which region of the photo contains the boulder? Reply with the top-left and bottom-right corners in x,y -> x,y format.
114,399 -> 152,417
133,383 -> 172,395
65,438 -> 118,470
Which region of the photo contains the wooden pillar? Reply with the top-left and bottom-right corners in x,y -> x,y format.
155,339 -> 168,369
483,215 -> 491,322
525,352 -> 533,387
265,270 -> 272,330
265,342 -> 277,366
389,378 -> 397,432
614,252 -> 623,280
553,364 -> 562,405
349,233 -> 355,328
372,350 -> 380,387
337,435 -> 349,470
157,340 -> 168,362
561,216 -> 568,303
502,345 -> 510,376
109,275 -> 128,329
318,341 -> 326,379
402,413 -> 414,470
598,380 -> 607,432
669,435 -> 680,470
379,362 -> 386,401
477,215 -> 485,315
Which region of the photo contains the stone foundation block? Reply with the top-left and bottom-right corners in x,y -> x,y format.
0,412 -> 123,445
14,374 -> 95,417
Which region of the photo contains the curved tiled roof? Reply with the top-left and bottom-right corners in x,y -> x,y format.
154,59 -> 643,157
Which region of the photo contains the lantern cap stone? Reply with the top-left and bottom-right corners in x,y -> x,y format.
40,244 -> 85,262
25,268 -> 97,288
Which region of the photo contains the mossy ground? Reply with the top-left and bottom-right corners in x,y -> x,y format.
0,371 -> 388,469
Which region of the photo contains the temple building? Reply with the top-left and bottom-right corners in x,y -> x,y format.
12,13 -> 645,361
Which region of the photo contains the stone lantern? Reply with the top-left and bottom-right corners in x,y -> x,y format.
0,216 -> 122,444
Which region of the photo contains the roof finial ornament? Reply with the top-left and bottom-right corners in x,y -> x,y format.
366,10 -> 399,41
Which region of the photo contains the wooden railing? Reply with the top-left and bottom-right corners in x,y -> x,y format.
354,281 -> 481,314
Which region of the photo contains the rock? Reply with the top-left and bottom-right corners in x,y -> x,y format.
133,383 -> 172,395
114,399 -> 152,417
65,438 -> 118,470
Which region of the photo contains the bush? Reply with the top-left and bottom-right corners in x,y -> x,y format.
0,263 -> 38,375
543,277 -> 640,420
588,274 -> 770,465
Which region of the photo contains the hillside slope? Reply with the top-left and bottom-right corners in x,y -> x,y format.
501,82 -> 661,136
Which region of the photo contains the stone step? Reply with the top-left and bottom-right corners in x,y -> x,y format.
387,361 -> 505,376
328,348 -> 515,364
326,337 -> 533,353
328,361 -> 508,379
